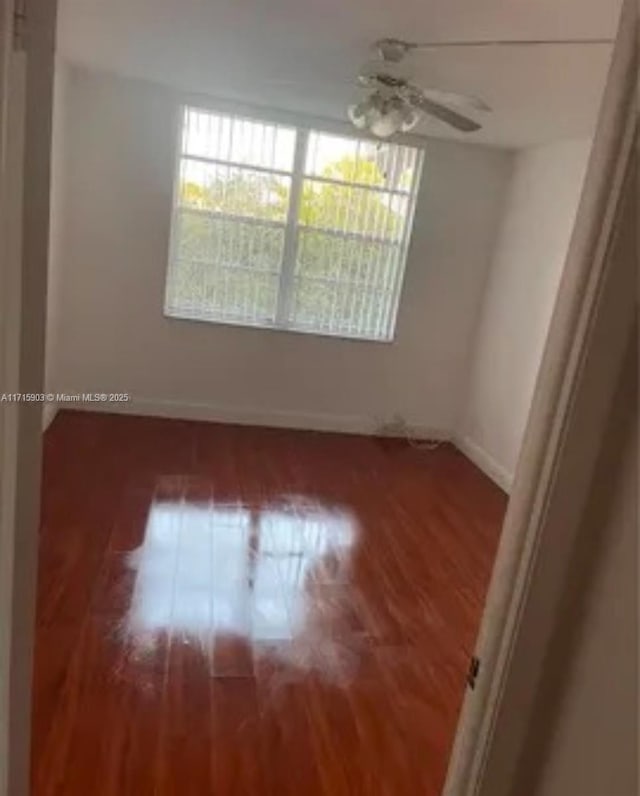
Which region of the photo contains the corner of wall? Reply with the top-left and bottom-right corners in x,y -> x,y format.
44,58 -> 71,400
453,140 -> 592,496
42,402 -> 58,431
454,434 -> 514,493
452,149 -> 517,478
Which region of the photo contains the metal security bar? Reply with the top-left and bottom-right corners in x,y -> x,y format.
165,106 -> 424,341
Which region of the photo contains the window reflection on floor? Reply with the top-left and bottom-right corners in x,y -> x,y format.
125,496 -> 359,678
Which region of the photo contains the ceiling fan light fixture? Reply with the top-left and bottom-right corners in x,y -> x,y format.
348,100 -> 371,129
369,111 -> 402,138
401,116 -> 420,133
399,103 -> 420,132
364,95 -> 419,138
349,92 -> 389,128
349,89 -> 423,139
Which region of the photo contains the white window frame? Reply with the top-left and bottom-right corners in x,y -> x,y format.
165,104 -> 425,343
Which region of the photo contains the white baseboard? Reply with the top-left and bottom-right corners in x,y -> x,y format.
62,396 -> 449,441
42,402 -> 59,431
48,398 -> 511,487
454,434 -> 513,493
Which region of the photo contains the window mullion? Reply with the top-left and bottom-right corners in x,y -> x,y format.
276,128 -> 308,327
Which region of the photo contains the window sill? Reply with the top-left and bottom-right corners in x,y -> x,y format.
163,308 -> 396,345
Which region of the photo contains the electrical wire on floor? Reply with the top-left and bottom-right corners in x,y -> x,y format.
375,418 -> 444,451
407,434 -> 443,451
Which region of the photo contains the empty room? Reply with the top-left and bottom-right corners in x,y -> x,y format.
26,0 -> 622,794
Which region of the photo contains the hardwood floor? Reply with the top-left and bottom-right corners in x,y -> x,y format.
32,411 -> 506,796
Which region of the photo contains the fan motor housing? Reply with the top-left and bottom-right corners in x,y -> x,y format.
359,72 -> 411,91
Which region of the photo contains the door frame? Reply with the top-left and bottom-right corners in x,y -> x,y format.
0,2 -> 25,792
0,2 -> 57,795
443,2 -> 637,793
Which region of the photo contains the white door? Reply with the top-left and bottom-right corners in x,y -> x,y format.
0,2 -> 57,794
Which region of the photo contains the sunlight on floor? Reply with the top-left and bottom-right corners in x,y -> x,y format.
124,496 -> 359,679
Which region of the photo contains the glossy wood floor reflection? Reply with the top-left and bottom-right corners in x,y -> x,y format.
33,411 -> 506,796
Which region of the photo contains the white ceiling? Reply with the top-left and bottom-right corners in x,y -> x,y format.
57,0 -> 622,148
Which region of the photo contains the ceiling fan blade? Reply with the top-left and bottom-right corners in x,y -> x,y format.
419,87 -> 491,113
252,77 -> 352,87
414,96 -> 482,132
407,37 -> 613,50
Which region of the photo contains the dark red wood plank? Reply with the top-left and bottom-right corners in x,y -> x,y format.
32,410 -> 506,796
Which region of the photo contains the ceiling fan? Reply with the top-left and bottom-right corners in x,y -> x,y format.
349,38 -> 488,137
348,36 -> 612,138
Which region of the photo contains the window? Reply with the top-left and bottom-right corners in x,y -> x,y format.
165,106 -> 424,342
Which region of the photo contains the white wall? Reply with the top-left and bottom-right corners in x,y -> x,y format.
458,140 -> 591,489
47,64 -> 513,436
